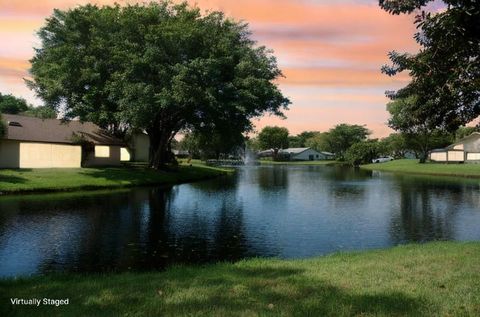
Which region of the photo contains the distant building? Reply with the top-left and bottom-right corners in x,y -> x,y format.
0,114 -> 130,168
281,148 -> 335,161
429,132 -> 480,163
258,147 -> 334,161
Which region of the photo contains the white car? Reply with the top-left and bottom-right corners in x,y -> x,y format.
371,156 -> 394,163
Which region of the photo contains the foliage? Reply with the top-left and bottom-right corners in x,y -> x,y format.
2,242 -> 480,316
288,131 -> 320,148
322,124 -> 370,160
179,129 -> 244,159
305,132 -> 332,153
22,105 -> 57,119
245,136 -> 261,152
345,140 -> 385,166
28,2 -> 290,168
381,0 -> 480,132
257,126 -> 289,158
380,133 -> 409,158
455,126 -> 478,140
0,93 -> 29,114
387,97 -> 453,162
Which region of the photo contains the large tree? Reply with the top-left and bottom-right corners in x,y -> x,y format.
28,2 -> 290,168
380,0 -> 480,132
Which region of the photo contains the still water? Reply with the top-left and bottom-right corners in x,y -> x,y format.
1,165 -> 480,277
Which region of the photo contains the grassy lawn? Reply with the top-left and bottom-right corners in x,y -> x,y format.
362,159 -> 480,178
259,159 -> 337,166
0,162 -> 233,194
1,241 -> 479,316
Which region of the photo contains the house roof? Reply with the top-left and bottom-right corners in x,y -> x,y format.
446,132 -> 480,150
1,113 -> 125,146
280,147 -> 309,154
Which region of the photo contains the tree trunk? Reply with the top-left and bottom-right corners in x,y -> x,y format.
148,128 -> 175,169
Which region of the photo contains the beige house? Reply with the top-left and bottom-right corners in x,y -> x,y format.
0,114 -> 130,168
429,132 -> 480,163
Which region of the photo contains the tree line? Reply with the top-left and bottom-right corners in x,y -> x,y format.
243,124 -> 477,166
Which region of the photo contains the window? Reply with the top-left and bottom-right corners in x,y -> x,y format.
94,145 -> 110,158
8,121 -> 22,127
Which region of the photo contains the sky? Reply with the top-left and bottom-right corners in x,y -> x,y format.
0,0 -> 426,137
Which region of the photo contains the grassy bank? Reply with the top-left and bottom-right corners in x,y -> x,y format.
362,159 -> 480,178
0,162 -> 233,194
260,159 -> 337,166
1,242 -> 479,316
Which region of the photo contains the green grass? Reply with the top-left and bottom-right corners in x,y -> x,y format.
259,159 -> 338,166
0,162 -> 233,194
362,159 -> 480,178
1,242 -> 479,316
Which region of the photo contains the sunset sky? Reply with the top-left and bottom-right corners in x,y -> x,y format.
0,0 -> 431,137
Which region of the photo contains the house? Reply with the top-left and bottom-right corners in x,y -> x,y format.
0,114 -> 130,168
280,148 -> 334,161
429,132 -> 480,163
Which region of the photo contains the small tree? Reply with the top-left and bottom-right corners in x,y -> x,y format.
345,140 -> 384,166
258,126 -> 289,159
305,132 -> 332,153
324,124 -> 370,160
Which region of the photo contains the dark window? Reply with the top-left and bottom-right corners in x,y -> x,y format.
8,121 -> 22,127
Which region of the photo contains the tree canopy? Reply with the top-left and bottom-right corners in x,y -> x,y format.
257,126 -> 289,153
0,93 -> 29,114
28,1 -> 289,168
381,0 -> 480,132
322,124 -> 370,159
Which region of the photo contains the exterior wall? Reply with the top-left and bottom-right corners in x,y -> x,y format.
461,137 -> 480,152
292,149 -> 323,161
19,142 -> 81,168
130,133 -> 150,162
466,153 -> 480,161
120,147 -> 131,161
0,141 -> 81,168
447,151 -> 465,162
84,145 -> 121,167
430,152 -> 448,162
0,140 -> 20,168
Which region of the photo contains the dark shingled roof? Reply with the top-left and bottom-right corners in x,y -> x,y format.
1,113 -> 125,146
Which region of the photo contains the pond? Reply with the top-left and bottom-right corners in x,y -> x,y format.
1,165 -> 480,277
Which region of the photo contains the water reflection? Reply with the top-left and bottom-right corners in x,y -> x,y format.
0,166 -> 480,277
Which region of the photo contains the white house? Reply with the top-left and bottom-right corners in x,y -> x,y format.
429,132 -> 480,163
280,147 -> 334,161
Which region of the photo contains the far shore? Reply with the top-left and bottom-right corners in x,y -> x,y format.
361,159 -> 480,178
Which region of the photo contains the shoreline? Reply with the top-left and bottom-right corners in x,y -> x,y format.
361,159 -> 480,178
0,163 -> 234,196
1,241 -> 479,316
